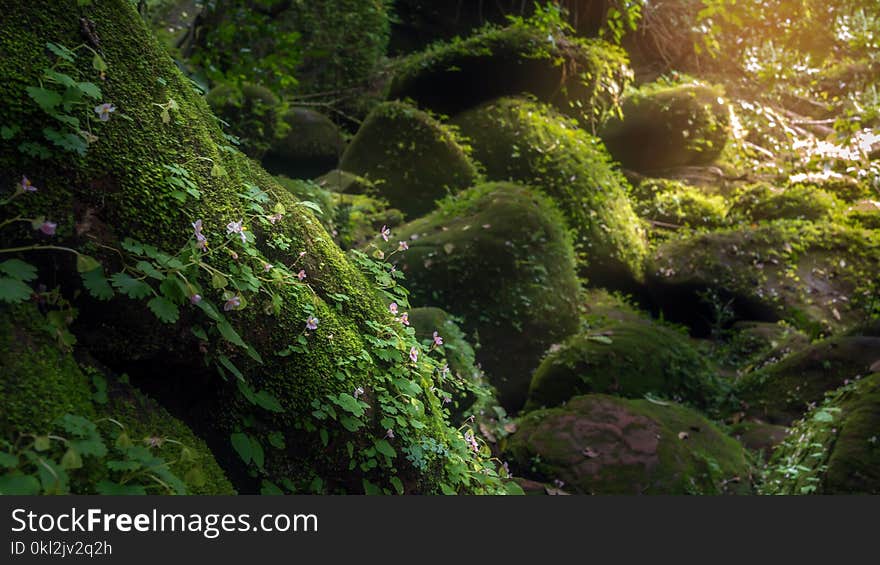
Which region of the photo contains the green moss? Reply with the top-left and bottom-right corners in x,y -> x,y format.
505,394 -> 752,494
525,320 -> 724,412
729,421 -> 789,459
600,82 -> 730,172
721,320 -> 809,374
205,82 -> 284,159
315,169 -> 376,194
736,335 -> 880,425
379,182 -> 581,412
844,200 -> 880,230
632,178 -> 728,236
648,221 -> 880,335
763,374 -> 880,494
263,108 -> 343,179
338,101 -> 479,218
452,97 -> 647,287
728,183 -> 843,223
0,1 -> 500,494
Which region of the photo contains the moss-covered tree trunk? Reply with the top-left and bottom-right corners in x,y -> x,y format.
0,0 -> 502,494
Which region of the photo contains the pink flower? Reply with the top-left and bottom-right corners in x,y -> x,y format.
145,436 -> 163,448
306,315 -> 319,331
389,302 -> 398,315
263,263 -> 273,272
398,241 -> 409,251
432,331 -> 443,347
464,430 -> 479,453
39,221 -> 57,236
354,386 -> 364,399
224,295 -> 241,311
409,346 -> 419,363
192,220 -> 207,251
380,225 -> 391,242
297,269 -> 307,281
267,213 -> 283,224
399,312 -> 409,326
94,103 -> 116,121
385,428 -> 395,439
20,175 -> 37,193
226,219 -> 246,243
190,294 -> 202,305
443,396 -> 452,404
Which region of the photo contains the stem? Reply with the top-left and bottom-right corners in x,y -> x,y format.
0,244 -> 81,256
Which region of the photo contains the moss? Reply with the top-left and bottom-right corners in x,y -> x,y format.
0,1 -> 498,494
736,335 -> 880,425
388,23 -> 632,129
0,305 -> 96,436
205,82 -> 284,160
338,101 -> 479,218
787,176 -> 874,203
728,183 -> 843,223
262,108 -> 343,179
525,320 -> 724,412
315,169 -> 376,195
648,221 -> 880,335
452,97 -> 647,288
632,178 -> 728,236
844,199 -> 880,230
729,421 -> 789,459
721,320 -> 809,374
505,394 -> 752,494
600,82 -> 730,172
763,374 -> 880,494
379,182 -> 581,412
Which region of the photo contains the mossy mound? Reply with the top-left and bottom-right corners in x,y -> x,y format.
338,102 -> 479,218
647,221 -> 880,335
315,169 -> 376,194
736,335 -> 880,425
0,1 -> 502,494
0,305 -> 234,495
600,83 -> 730,172
388,23 -> 632,128
730,421 -> 789,459
379,182 -> 581,412
632,178 -> 728,234
525,320 -> 724,412
722,321 -> 810,374
762,374 -> 880,494
845,200 -> 880,230
787,176 -> 874,203
504,394 -> 751,494
262,108 -> 343,179
728,183 -> 843,223
453,97 -> 647,288
408,307 -> 495,423
205,82 -> 283,160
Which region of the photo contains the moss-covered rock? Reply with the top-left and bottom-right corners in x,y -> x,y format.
389,23 -> 632,129
736,335 -> 880,425
845,199 -> 880,230
262,108 -> 343,179
730,421 -> 789,459
721,320 -> 809,374
647,221 -> 880,335
379,182 -> 581,411
632,178 -> 728,235
315,169 -> 375,194
453,97 -> 647,287
338,102 -> 479,218
600,82 -> 730,172
728,183 -> 843,223
762,374 -> 880,494
205,82 -> 283,159
0,0 -> 502,494
525,320 -> 724,412
0,305 -> 234,495
505,394 -> 752,494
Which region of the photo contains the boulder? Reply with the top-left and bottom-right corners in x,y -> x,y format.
600,82 -> 730,172
728,183 -> 843,223
504,394 -> 752,494
262,108 -> 344,179
453,97 -> 647,288
631,178 -> 728,235
379,182 -> 581,411
339,102 -> 479,218
205,82 -> 283,159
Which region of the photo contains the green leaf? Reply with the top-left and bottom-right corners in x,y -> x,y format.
0,451 -> 18,468
0,473 -> 41,495
268,431 -> 286,449
95,481 -> 147,495
333,393 -> 365,417
389,476 -> 404,494
60,447 -> 83,470
81,267 -> 114,300
319,428 -> 329,447
43,69 -> 77,87
504,481 -> 525,495
45,42 -> 75,62
1,125 -> 21,139
298,200 -> 324,215
75,254 -> 101,273
211,272 -> 228,289
135,260 -> 165,280
196,299 -> 221,321
0,277 -> 32,303
110,272 -> 153,299
218,355 -> 245,382
42,127 -> 87,155
260,480 -> 283,495
374,439 -> 396,459
26,86 -> 62,112
217,319 -> 246,348
77,82 -> 101,99
230,433 -> 251,464
0,259 -> 38,281
147,296 -> 179,324
33,436 -> 51,451
254,390 -> 284,413
587,335 -> 613,345
362,479 -> 382,495
92,53 -> 107,72
250,436 -> 265,470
